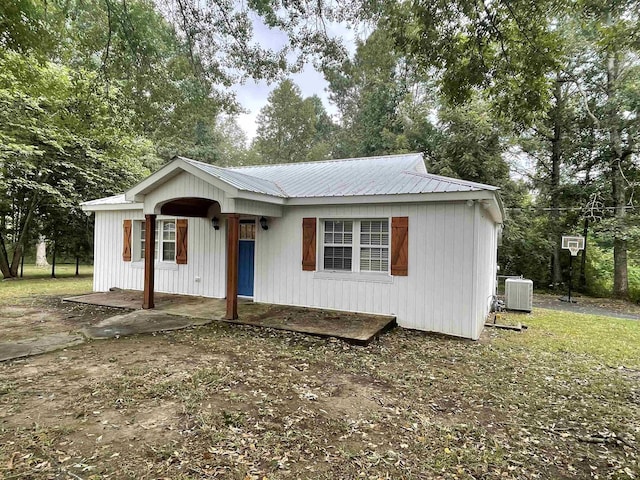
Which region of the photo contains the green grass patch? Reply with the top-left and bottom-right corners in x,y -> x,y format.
0,264 -> 93,301
501,308 -> 640,368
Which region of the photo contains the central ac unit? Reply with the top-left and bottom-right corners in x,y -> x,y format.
505,278 -> 533,312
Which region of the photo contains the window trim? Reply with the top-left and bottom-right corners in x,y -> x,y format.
320,218 -> 390,275
132,218 -> 177,264
322,220 -> 354,271
160,220 -> 176,262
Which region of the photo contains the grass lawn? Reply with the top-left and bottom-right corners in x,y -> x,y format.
0,264 -> 94,302
0,277 -> 639,479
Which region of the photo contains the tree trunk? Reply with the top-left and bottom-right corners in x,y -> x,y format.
9,244 -> 23,277
0,233 -> 12,278
7,192 -> 40,277
51,241 -> 57,279
579,218 -> 588,291
612,164 -> 628,297
607,49 -> 628,298
75,256 -> 80,276
36,236 -> 49,267
549,77 -> 564,289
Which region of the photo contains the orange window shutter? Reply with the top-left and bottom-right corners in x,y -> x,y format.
302,217 -> 316,271
122,220 -> 132,262
176,219 -> 188,265
391,217 -> 408,276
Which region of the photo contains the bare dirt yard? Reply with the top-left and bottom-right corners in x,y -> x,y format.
1,275 -> 639,479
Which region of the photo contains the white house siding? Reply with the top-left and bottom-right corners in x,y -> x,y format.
472,205 -> 499,338
144,171 -> 232,214
233,199 -> 283,218
92,210 -> 227,298
253,201 -> 490,340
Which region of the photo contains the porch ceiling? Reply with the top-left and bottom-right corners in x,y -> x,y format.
160,198 -> 218,217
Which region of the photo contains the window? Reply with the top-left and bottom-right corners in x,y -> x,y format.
323,220 -> 353,271
139,221 -> 146,261
161,220 -> 176,261
321,219 -> 389,273
360,220 -> 389,272
240,222 -> 256,240
134,219 -> 176,262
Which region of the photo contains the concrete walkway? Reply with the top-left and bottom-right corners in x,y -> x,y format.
1,291 -> 395,362
81,310 -> 213,339
65,290 -> 396,344
0,333 -> 85,362
0,310 -> 217,363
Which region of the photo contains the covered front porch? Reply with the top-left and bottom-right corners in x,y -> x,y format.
64,290 -> 396,344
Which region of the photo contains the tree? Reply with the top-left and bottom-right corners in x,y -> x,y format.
380,0 -> 563,125
377,0 -> 640,298
253,79 -> 327,163
0,51 -> 154,278
325,28 -> 410,157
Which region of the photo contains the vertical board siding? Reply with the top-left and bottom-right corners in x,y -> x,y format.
253,202 -> 485,339
144,171 -> 231,214
472,208 -> 498,339
93,181 -> 500,339
93,210 -> 226,298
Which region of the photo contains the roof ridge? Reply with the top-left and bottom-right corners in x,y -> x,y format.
228,152 -> 424,170
402,170 -> 499,190
180,156 -> 286,191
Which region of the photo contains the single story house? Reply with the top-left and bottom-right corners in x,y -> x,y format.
81,153 -> 503,340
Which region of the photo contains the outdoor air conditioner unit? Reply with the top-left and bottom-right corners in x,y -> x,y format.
505,278 -> 533,312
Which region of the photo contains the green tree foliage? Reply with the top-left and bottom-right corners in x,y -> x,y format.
380,0 -> 563,125
252,79 -> 335,163
0,51 -> 154,278
326,29 -> 409,157
374,0 -> 640,298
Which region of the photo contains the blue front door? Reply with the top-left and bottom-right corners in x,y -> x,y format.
238,220 -> 256,297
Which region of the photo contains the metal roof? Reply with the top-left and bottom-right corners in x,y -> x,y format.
82,153 -> 499,207
179,157 -> 287,198
226,153 -> 498,198
81,194 -> 133,206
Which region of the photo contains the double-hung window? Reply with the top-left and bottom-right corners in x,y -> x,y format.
160,220 -> 176,261
323,220 -> 353,271
321,219 -> 389,273
134,219 -> 176,262
359,220 -> 389,272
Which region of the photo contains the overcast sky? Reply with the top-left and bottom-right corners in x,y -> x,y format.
231,15 -> 359,142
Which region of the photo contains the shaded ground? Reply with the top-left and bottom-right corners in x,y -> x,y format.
533,293 -> 640,320
1,291 -> 639,479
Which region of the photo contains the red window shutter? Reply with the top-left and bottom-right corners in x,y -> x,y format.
302,217 -> 316,271
176,219 -> 188,265
391,217 -> 408,276
122,219 -> 132,262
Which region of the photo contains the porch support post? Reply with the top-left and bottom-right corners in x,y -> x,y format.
226,214 -> 239,320
143,214 -> 156,309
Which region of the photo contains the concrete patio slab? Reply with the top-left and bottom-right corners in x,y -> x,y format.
227,305 -> 396,344
65,290 -> 396,344
81,310 -> 213,339
0,333 -> 85,362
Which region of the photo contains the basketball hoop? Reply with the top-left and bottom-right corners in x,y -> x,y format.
567,242 -> 580,256
562,236 -> 585,256
560,235 -> 585,304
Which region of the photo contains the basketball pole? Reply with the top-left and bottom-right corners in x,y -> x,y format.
568,253 -> 573,303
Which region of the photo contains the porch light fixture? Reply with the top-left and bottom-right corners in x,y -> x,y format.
260,216 -> 269,230
211,216 -> 220,230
